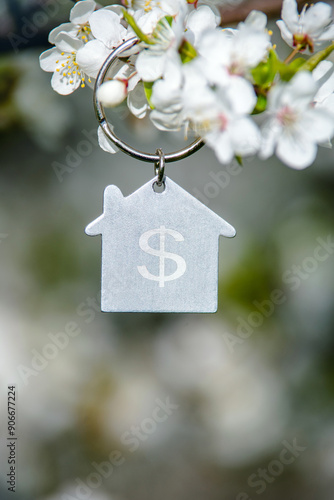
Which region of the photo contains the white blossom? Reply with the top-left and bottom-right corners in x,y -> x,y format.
151,58 -> 261,162
49,0 -> 96,44
260,71 -> 334,169
40,0 -> 334,169
277,0 -> 334,53
136,15 -> 185,81
40,32 -> 93,95
198,14 -> 270,79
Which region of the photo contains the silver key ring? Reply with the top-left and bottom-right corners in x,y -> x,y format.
93,37 -> 205,163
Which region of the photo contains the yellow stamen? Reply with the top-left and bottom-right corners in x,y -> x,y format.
81,83 -> 85,88
61,52 -> 65,56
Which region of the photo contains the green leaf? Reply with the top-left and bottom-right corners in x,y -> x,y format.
122,9 -> 154,45
251,50 -> 278,88
143,81 -> 155,109
178,39 -> 197,64
235,155 -> 243,166
277,57 -> 305,81
298,42 -> 334,73
165,15 -> 173,26
252,94 -> 268,114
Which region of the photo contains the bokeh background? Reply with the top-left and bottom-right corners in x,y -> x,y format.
1,1 -> 334,499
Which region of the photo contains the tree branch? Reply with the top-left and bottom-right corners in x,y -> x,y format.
220,0 -> 307,25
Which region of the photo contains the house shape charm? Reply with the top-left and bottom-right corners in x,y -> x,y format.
85,176 -> 236,313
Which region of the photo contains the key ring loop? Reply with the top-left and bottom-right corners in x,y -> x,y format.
93,37 -> 205,164
155,148 -> 165,185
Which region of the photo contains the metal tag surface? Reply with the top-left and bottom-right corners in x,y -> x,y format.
85,176 -> 236,313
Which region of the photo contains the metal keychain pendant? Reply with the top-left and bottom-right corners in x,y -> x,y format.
86,169 -> 235,313
87,37 -> 236,313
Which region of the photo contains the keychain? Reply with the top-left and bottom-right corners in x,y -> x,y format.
86,38 -> 236,313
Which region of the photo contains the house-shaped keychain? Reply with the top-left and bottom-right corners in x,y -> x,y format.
85,176 -> 236,313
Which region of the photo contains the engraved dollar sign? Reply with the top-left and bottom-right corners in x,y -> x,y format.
137,226 -> 187,287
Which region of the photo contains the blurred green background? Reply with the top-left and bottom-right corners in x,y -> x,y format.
1,1 -> 334,499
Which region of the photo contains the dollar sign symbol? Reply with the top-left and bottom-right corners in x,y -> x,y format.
137,226 -> 187,287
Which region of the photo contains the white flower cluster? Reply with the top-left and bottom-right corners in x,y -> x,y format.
40,0 -> 334,169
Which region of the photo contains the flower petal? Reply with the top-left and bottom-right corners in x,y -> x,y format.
276,130 -> 317,169
230,117 -> 261,156
39,47 -> 59,72
51,69 -> 81,95
260,119 -> 282,159
317,24 -> 334,42
206,130 -> 234,164
281,0 -> 299,33
70,0 -> 96,25
313,60 -> 334,103
225,76 -> 257,115
127,83 -> 149,119
89,9 -> 126,48
276,20 -> 293,47
76,40 -> 111,78
98,126 -> 118,154
303,108 -> 334,142
186,6 -> 218,47
136,51 -> 166,81
150,109 -> 183,131
54,32 -> 83,53
243,10 -> 267,31
133,8 -> 165,36
317,93 -> 334,117
282,71 -> 316,110
302,2 -> 332,35
49,23 -> 75,44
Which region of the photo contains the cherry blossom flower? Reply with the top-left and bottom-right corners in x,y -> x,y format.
151,58 -> 261,162
49,0 -> 96,44
277,0 -> 334,53
260,72 -> 334,169
197,12 -> 270,79
40,32 -> 92,95
40,0 -> 334,169
136,15 -> 185,81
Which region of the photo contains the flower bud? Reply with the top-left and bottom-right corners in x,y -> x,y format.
97,80 -> 127,107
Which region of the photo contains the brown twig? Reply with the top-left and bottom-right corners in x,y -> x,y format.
220,0 -> 306,25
